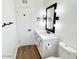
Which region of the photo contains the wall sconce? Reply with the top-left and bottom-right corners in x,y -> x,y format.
36,17 -> 41,22
54,21 -> 61,30
36,15 -> 46,22
43,15 -> 46,22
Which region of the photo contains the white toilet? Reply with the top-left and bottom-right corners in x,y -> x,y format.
45,42 -> 77,59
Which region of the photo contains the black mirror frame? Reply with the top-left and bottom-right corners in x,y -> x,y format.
45,3 -> 59,33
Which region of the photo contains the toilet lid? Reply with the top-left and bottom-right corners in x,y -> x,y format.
45,57 -> 60,59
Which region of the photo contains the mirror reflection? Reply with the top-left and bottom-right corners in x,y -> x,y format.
47,7 -> 54,30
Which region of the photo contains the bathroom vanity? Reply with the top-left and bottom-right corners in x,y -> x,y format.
34,30 -> 58,58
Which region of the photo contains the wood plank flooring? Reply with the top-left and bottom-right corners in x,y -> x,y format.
16,45 -> 42,59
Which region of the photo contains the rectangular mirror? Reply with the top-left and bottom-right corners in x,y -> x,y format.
46,3 -> 57,33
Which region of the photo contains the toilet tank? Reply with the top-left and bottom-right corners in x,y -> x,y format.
59,42 -> 77,59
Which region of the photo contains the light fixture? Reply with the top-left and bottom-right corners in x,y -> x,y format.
36,14 -> 46,22
54,21 -> 61,30
55,5 -> 64,16
36,17 -> 41,22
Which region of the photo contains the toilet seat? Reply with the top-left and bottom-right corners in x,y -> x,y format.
45,57 -> 60,59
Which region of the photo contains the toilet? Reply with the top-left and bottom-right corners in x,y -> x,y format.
46,57 -> 60,59
45,42 -> 77,59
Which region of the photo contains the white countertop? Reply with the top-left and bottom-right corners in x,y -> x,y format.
34,29 -> 58,40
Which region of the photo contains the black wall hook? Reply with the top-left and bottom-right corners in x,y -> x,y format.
2,22 -> 13,27
2,23 -> 7,27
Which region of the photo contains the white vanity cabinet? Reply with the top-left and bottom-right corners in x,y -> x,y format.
34,30 -> 58,58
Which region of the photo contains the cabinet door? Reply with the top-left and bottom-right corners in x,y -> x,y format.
38,42 -> 45,58
44,39 -> 58,58
16,8 -> 34,46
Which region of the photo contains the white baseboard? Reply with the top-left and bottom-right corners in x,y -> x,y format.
13,47 -> 18,59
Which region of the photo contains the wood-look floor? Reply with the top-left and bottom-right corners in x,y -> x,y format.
16,45 -> 42,59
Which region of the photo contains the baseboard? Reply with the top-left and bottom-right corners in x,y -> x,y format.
14,47 -> 18,59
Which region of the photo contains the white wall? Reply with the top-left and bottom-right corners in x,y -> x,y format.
43,0 -> 77,49
2,0 -> 17,59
